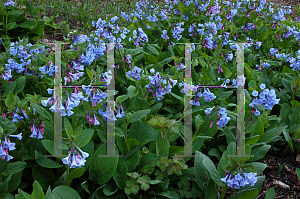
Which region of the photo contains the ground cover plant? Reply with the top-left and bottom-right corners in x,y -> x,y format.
1,0 -> 300,198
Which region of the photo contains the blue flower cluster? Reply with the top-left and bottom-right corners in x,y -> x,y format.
62,146 -> 89,168
122,54 -> 133,68
161,30 -> 169,40
4,0 -> 14,6
172,22 -> 185,41
216,107 -> 231,128
2,40 -> 47,80
126,66 -> 143,80
249,84 -> 280,116
63,61 -> 85,85
217,77 -> 237,87
178,82 -> 216,106
39,60 -> 56,78
145,72 -> 177,102
12,108 -> 28,123
221,172 -> 258,189
0,134 -> 22,161
42,87 -> 86,117
175,62 -> 185,70
30,122 -> 45,139
129,28 -> 149,46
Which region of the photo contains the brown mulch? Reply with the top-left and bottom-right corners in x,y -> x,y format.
222,146 -> 300,199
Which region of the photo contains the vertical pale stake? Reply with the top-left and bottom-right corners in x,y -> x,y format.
99,43 -> 124,157
228,43 -> 250,158
46,43 -> 64,158
175,43 -> 201,158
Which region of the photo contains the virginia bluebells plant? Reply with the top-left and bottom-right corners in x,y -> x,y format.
221,172 -> 258,189
62,145 -> 89,168
249,84 -> 280,116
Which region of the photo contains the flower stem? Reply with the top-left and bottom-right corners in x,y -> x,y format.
220,185 -> 228,199
66,164 -> 69,176
123,117 -> 127,141
161,127 -> 169,156
185,106 -> 219,153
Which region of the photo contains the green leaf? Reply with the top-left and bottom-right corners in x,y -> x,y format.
86,68 -> 93,81
245,135 -> 260,145
18,20 -> 35,28
32,165 -> 56,190
73,124 -> 83,138
64,118 -> 73,140
89,144 -> 119,185
128,120 -> 146,150
2,81 -> 16,97
262,32 -> 268,40
147,45 -> 159,56
4,193 -> 14,199
296,168 -> 300,181
5,91 -> 15,108
18,189 -> 33,199
2,161 -> 26,176
149,103 -> 162,116
265,188 -> 275,199
216,91 -> 233,101
81,181 -> 91,194
223,126 -> 235,144
113,157 -> 128,190
249,80 -> 257,90
195,114 -> 203,130
41,139 -> 68,157
7,22 -> 17,30
157,57 -> 173,69
44,186 -> 55,199
75,129 -> 94,148
8,171 -> 21,192
0,174 -> 11,198
145,54 -> 158,64
215,43 -> 222,55
249,144 -> 271,162
208,148 -> 222,160
205,179 -> 218,199
52,186 -> 81,199
194,151 -> 211,192
125,47 -> 143,55
31,181 -> 45,199
25,0 -> 37,17
116,95 -> 128,103
35,150 -> 63,168
170,92 -> 184,102
263,125 -> 288,143
30,103 -> 53,121
103,185 -> 118,196
125,139 -> 139,151
202,158 -> 226,187
66,167 -> 85,186
14,76 -> 26,93
127,109 -> 151,124
227,188 -> 258,199
169,146 -> 184,156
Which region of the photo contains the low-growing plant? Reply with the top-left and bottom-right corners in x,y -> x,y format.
1,0 -> 300,198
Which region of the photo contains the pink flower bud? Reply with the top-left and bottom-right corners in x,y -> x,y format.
209,120 -> 213,128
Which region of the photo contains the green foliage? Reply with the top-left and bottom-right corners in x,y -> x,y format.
1,0 -> 299,198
